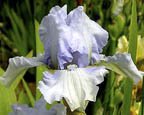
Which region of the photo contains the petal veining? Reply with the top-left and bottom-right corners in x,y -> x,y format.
67,6 -> 108,63
39,5 -> 109,69
38,66 -> 108,111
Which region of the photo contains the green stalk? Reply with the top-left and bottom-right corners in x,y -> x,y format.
104,38 -> 116,114
121,0 -> 137,114
121,77 -> 133,115
35,20 -> 44,100
63,99 -> 86,115
22,79 -> 35,107
128,0 -> 137,62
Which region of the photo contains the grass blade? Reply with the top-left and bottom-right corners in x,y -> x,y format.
22,79 -> 35,107
128,0 -> 137,63
0,68 -> 17,115
35,20 -> 46,100
121,0 -> 137,114
121,77 -> 133,115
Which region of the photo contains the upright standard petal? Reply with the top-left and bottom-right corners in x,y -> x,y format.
9,98 -> 66,115
97,53 -> 142,84
67,6 -> 108,64
39,5 -> 108,69
39,5 -> 89,69
0,55 -> 44,87
38,65 -> 108,111
39,5 -> 69,68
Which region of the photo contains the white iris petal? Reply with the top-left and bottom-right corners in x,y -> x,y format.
0,55 -> 44,87
38,65 -> 108,111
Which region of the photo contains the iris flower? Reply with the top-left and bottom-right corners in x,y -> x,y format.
9,98 -> 66,115
0,5 -> 143,112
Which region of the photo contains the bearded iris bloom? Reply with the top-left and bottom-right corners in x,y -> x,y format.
0,5 -> 143,112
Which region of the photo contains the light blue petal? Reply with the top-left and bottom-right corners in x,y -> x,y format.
40,5 -> 67,45
67,6 -> 108,64
98,53 -> 142,84
9,98 -> 66,115
39,5 -> 71,69
39,5 -> 108,69
0,55 -> 44,87
38,65 -> 108,111
39,7 -> 89,69
57,26 -> 90,68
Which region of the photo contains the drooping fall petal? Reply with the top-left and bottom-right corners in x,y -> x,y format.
97,53 -> 142,84
38,65 -> 108,111
0,55 -> 44,87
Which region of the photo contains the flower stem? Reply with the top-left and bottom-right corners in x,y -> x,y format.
63,99 -> 86,115
67,110 -> 86,115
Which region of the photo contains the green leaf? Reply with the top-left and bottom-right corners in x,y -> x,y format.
35,20 -> 42,100
4,5 -> 28,55
128,0 -> 137,63
0,68 -> 17,115
18,90 -> 30,104
121,77 -> 133,115
22,79 -> 35,107
35,20 -> 44,54
93,99 -> 104,115
122,0 -> 137,114
108,15 -> 125,38
35,20 -> 47,100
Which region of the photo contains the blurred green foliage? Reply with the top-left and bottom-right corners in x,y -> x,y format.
0,0 -> 35,69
